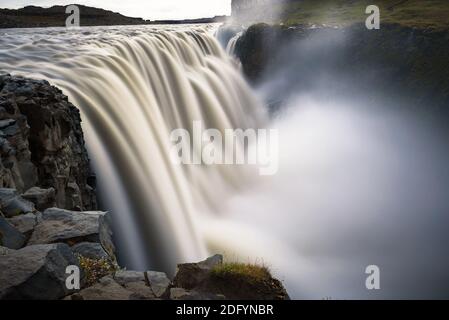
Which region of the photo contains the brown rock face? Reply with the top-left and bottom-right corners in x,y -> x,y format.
0,75 -> 96,210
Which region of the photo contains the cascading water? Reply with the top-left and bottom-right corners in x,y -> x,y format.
3,23 -> 449,299
0,24 -> 266,273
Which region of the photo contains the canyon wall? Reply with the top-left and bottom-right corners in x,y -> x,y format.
0,74 -> 96,211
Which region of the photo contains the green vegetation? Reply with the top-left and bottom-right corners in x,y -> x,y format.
279,0 -> 449,30
78,255 -> 116,287
211,262 -> 272,283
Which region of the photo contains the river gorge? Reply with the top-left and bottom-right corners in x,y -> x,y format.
1,9 -> 449,299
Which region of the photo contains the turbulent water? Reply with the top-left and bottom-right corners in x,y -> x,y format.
0,24 -> 266,273
2,24 -> 449,299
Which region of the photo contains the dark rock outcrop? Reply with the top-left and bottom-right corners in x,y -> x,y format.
29,208 -> 112,251
72,242 -> 109,260
234,23 -> 449,113
0,215 -> 26,249
65,270 -> 171,300
65,276 -> 147,300
0,75 -> 96,211
0,243 -> 81,300
173,255 -> 289,300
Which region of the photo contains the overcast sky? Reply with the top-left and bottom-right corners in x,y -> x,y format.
0,0 -> 232,20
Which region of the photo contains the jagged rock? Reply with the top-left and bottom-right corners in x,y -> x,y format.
147,271 -> 171,298
99,212 -> 116,261
0,244 -> 81,300
114,270 -> 146,285
114,270 -> 170,299
121,281 -> 156,300
0,75 -> 96,211
173,255 -> 289,300
65,276 -> 146,300
173,254 -> 223,290
28,208 -> 105,246
6,212 -> 37,235
0,188 -> 35,217
0,215 -> 26,249
22,187 -> 56,211
72,242 -> 109,260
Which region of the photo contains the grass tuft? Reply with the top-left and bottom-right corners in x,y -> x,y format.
211,262 -> 272,284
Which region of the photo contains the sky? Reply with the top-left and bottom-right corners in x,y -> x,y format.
0,0 -> 232,20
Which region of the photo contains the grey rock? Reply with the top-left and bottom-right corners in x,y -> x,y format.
146,271 -> 171,298
72,242 -> 109,260
28,208 -> 105,246
65,276 -> 135,300
0,75 -> 96,210
0,244 -> 81,300
113,270 -> 170,299
0,215 -> 26,249
6,212 -> 37,235
173,254 -> 223,290
22,187 -> 56,211
99,212 -> 116,261
122,282 -> 156,300
114,270 -> 145,286
0,188 -> 35,217
199,254 -> 223,269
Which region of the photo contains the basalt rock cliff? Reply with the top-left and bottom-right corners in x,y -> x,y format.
0,74 -> 96,211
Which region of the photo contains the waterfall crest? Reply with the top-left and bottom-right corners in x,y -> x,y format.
0,25 -> 265,271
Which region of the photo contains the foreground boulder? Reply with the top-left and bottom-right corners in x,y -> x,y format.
173,254 -> 223,290
28,208 -> 109,248
0,243 -> 81,300
0,215 -> 25,249
6,212 -> 37,236
173,255 -> 289,300
29,209 -> 101,245
72,242 -> 108,260
65,276 -> 137,300
114,270 -> 170,299
67,269 -> 171,300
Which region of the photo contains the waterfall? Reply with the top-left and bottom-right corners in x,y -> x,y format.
225,31 -> 242,56
0,25 -> 266,272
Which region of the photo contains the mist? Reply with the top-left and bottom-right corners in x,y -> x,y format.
209,27 -> 449,299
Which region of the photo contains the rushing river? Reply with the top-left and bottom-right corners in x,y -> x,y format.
1,24 -> 448,299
